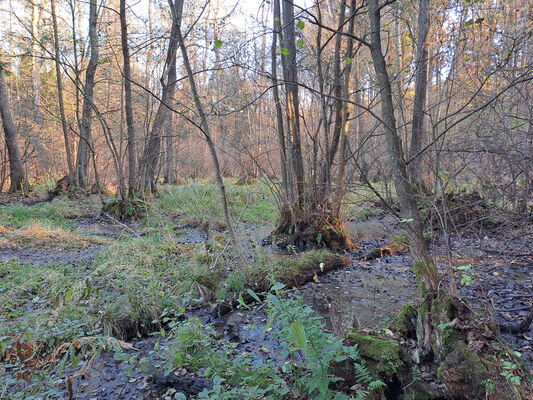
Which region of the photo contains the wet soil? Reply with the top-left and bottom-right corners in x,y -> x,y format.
1,210 -> 531,398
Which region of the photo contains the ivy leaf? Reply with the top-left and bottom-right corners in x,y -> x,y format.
297,20 -> 305,30
290,321 -> 307,353
346,57 -> 352,65
214,39 -> 223,48
281,47 -> 289,56
297,39 -> 303,48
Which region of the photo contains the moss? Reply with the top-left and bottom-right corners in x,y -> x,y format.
389,303 -> 417,338
412,261 -> 429,296
346,332 -> 405,375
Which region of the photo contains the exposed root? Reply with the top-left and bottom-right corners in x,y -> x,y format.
266,208 -> 355,251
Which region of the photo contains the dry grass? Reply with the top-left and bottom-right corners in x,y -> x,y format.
0,222 -> 109,249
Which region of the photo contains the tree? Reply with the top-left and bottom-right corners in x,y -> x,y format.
120,0 -> 137,193
75,0 -> 100,187
51,0 -> 75,184
0,62 -> 26,193
368,0 -> 438,293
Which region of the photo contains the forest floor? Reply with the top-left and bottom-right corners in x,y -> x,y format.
0,181 -> 531,399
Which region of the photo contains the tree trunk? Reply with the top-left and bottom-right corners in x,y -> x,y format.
120,0 -> 137,192
333,0 -> 357,218
165,112 -> 175,184
281,0 -> 305,209
368,0 -> 438,294
0,64 -> 26,193
75,0 -> 99,187
51,0 -> 75,184
409,0 -> 431,187
139,0 -> 179,193
271,0 -> 289,200
174,0 -> 245,266
31,1 -> 42,127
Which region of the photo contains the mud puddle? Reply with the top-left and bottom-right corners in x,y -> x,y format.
297,257 -> 417,336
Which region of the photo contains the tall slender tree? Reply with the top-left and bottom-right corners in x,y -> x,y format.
0,62 -> 26,193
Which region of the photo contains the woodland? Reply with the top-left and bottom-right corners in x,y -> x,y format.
0,0 -> 532,399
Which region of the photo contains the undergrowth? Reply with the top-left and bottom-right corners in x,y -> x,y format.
164,285 -> 385,399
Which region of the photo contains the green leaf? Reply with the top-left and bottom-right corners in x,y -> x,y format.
214,39 -> 223,48
456,264 -> 472,271
247,288 -> 261,302
465,19 -> 473,27
346,57 -> 352,65
237,294 -> 250,309
297,39 -> 303,48
290,321 -> 307,353
274,17 -> 280,23
461,274 -> 473,286
297,20 -> 305,30
518,178 -> 526,186
281,47 -> 289,56
400,218 -> 413,223
271,282 -> 286,291
439,171 -> 451,180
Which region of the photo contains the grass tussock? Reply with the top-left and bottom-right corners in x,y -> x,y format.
155,179 -> 277,227
0,221 -> 108,249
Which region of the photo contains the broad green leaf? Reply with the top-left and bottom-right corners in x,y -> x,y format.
290,321 -> 307,353
297,20 -> 305,30
465,19 -> 473,27
297,39 -> 303,48
518,178 -> 526,186
214,39 -> 223,48
247,288 -> 261,302
281,47 -> 289,56
346,57 -> 352,65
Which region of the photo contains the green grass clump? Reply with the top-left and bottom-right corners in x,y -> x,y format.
0,261 -> 93,342
155,180 -> 277,227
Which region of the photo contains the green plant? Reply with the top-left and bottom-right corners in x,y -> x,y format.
455,264 -> 474,286
500,361 -> 522,386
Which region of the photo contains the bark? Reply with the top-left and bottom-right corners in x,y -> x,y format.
271,0 -> 289,200
31,1 -> 42,127
174,0 -> 245,266
409,0 -> 431,186
51,0 -> 75,184
120,0 -> 137,191
139,0 -> 179,193
333,0 -> 357,218
321,0 -> 347,203
0,64 -> 26,192
75,0 -> 99,187
165,112 -> 175,184
368,0 -> 438,293
281,0 -> 305,209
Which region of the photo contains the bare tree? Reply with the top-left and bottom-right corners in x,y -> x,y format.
75,0 -> 100,187
119,0 -> 136,192
174,0 -> 245,266
51,0 -> 75,184
0,62 -> 26,193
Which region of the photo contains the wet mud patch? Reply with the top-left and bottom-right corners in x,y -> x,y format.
297,256 -> 417,335
0,245 -> 107,267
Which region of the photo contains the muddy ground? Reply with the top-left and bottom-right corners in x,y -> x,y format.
1,200 -> 531,399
